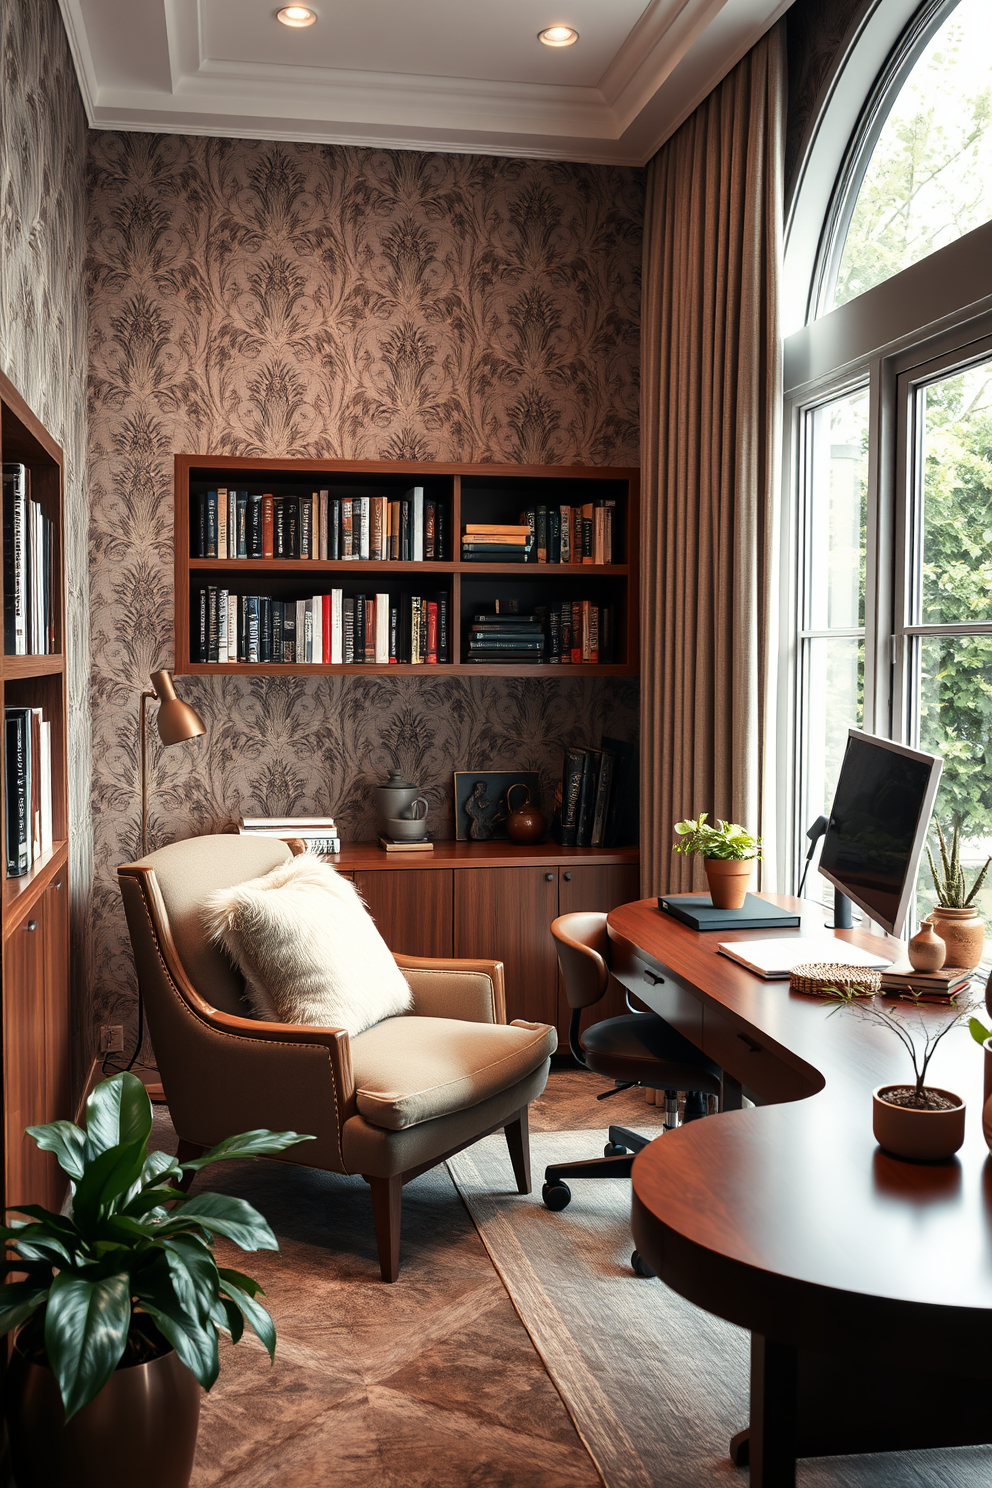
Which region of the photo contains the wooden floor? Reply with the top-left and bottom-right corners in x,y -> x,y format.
153,1070 -> 654,1488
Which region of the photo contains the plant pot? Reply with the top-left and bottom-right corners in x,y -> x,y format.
5,1337 -> 200,1488
704,858 -> 754,910
872,1085 -> 965,1162
927,905 -> 985,970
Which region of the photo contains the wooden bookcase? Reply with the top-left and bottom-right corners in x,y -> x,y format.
174,457 -> 639,676
0,369 -> 70,1215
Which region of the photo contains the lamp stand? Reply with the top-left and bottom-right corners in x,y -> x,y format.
139,689 -> 156,857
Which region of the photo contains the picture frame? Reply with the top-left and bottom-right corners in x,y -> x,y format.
453,770 -> 541,841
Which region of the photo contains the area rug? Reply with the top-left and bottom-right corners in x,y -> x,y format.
448,1130 -> 991,1488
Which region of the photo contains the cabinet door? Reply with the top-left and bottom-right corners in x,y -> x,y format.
453,868 -> 559,1026
44,875 -> 71,1209
354,869 -> 453,959
557,863 -> 640,1037
3,903 -> 51,1214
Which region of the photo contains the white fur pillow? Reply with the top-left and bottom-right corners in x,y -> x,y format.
202,852 -> 413,1037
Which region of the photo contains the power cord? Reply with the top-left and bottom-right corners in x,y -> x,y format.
100,995 -> 152,1078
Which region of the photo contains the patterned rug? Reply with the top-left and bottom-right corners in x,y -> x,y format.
448,1129 -> 991,1488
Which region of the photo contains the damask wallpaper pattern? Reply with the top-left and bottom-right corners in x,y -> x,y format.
0,0 -> 92,1089
86,133 -> 642,1029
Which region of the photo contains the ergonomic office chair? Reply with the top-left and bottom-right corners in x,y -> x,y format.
542,912 -> 722,1274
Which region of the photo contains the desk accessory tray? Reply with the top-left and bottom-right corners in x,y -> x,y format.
657,893 -> 801,932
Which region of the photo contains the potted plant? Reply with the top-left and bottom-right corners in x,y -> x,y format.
672,812 -> 762,909
826,985 -> 971,1160
0,1071 -> 312,1488
926,820 -> 990,969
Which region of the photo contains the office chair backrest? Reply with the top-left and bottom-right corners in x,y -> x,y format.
551,912 -> 610,1010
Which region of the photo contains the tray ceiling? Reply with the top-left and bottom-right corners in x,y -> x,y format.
58,0 -> 789,165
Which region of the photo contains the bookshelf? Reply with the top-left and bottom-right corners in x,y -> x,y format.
174,457 -> 639,676
0,368 -> 70,1216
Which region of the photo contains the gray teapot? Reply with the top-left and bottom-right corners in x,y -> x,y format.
375,770 -> 423,825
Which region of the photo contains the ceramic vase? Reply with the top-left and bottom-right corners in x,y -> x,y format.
906,918 -> 946,973
872,1086 -> 966,1162
927,905 -> 985,970
5,1340 -> 200,1488
704,858 -> 753,910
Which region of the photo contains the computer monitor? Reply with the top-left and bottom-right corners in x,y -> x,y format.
818,730 -> 943,938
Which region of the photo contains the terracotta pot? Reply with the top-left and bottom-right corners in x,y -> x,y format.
907,918 -> 946,973
927,905 -> 985,970
872,1085 -> 965,1162
704,857 -> 754,910
5,1338 -> 200,1488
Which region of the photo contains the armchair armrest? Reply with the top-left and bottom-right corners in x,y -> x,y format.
392,954 -> 507,1024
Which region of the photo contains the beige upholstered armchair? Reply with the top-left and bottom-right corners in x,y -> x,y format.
118,835 -> 556,1280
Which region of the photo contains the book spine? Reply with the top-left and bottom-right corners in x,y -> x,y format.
217,487 -> 228,560
358,498 -> 370,561
389,600 -> 399,662
286,498 -> 299,559
426,600 -> 438,663
437,592 -> 449,663
330,499 -> 340,560
301,495 -> 313,559
331,589 -> 343,665
558,749 -> 584,847
342,499 -> 353,559
236,494 -> 247,558
193,491 -> 206,559
372,498 -> 384,562
259,596 -> 272,663
389,499 -> 400,559
375,591 -> 390,664
536,505 -> 547,563
425,500 -> 436,560
4,710 -> 30,875
246,596 -> 260,664
282,602 -> 296,663
559,505 -> 570,565
343,597 -> 355,663
322,593 -> 332,664
410,486 -> 424,562
319,491 -> 329,560
262,494 -> 274,559
205,491 -> 217,558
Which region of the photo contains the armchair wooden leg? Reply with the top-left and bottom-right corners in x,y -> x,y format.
367,1174 -> 403,1282
175,1139 -> 205,1194
504,1107 -> 532,1195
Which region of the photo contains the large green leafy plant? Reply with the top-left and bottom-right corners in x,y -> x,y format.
0,1072 -> 312,1420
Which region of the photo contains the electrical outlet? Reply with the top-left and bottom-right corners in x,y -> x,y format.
101,1024 -> 124,1054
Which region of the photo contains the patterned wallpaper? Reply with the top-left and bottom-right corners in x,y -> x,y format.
0,0 -> 92,1093
86,134 -> 643,1030
785,0 -> 872,198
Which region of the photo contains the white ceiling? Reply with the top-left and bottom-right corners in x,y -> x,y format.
58,0 -> 789,166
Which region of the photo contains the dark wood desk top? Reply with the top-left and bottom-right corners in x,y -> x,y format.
333,842 -> 639,871
610,896 -> 992,1356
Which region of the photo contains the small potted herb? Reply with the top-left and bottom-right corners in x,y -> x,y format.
826,985 -> 970,1160
672,813 -> 762,909
926,820 -> 989,969
0,1072 -> 312,1488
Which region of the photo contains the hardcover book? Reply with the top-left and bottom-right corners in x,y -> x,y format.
657,894 -> 801,932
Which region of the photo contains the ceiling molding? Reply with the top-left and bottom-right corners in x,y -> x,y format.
58,0 -> 787,167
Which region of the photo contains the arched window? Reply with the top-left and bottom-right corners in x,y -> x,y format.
829,0 -> 992,309
781,0 -> 992,929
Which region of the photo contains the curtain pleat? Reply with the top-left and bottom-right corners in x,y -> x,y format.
640,22 -> 785,895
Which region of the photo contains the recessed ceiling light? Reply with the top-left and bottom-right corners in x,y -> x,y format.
277,6 -> 316,26
538,25 -> 579,47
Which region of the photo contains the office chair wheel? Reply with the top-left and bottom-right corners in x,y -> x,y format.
631,1250 -> 656,1279
542,1180 -> 572,1211
604,1141 -> 628,1157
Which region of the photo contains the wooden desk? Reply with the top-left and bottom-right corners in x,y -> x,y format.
608,895 -> 992,1488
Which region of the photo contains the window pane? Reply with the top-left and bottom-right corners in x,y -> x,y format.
917,633 -> 992,927
834,0 -> 992,308
805,390 -> 868,629
918,359 -> 992,624
801,636 -> 865,826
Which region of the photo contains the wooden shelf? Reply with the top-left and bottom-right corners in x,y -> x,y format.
333,840 -> 639,871
2,841 -> 68,925
176,456 -> 640,676
1,653 -> 65,679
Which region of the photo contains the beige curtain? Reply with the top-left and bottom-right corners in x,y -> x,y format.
640,22 -> 785,895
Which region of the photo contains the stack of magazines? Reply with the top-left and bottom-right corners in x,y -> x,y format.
238,816 -> 340,856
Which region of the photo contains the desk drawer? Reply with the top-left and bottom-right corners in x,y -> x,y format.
702,1006 -> 814,1106
609,942 -> 703,1047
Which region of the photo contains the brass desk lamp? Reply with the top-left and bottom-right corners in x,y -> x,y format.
139,669 -> 206,856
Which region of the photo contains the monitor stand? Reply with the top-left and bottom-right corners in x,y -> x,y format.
828,889 -> 853,930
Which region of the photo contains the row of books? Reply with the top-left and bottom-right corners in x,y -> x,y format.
460,502 -> 619,565
191,487 -> 446,562
550,737 -> 638,848
3,463 -> 56,655
4,706 -> 54,877
193,589 -> 450,665
878,959 -> 972,1004
238,815 -> 340,856
466,603 -> 617,665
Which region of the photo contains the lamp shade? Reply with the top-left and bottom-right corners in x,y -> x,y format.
150,669 -> 206,746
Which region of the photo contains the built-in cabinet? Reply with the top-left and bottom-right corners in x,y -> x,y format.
0,371 -> 71,1215
336,843 -> 639,1043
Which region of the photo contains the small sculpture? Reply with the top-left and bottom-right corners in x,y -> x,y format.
464,780 -> 508,841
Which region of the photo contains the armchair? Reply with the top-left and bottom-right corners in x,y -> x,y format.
118,835 -> 555,1280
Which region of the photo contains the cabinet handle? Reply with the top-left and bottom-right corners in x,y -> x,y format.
54,880 -> 62,890
26,921 -> 37,932
643,969 -> 664,986
545,873 -> 554,882
563,872 -> 572,881
737,1032 -> 762,1054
